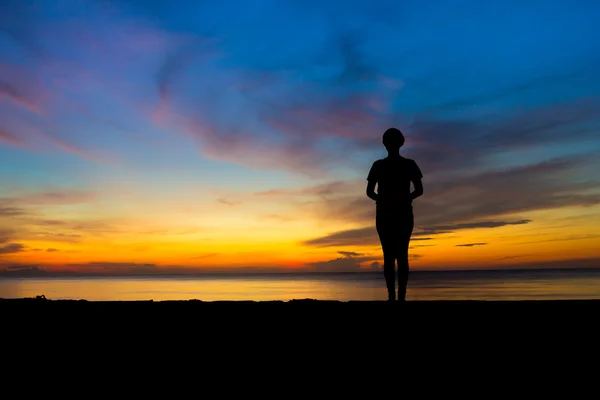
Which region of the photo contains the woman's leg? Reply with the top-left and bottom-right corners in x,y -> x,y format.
396,216 -> 414,301
382,243 -> 396,301
376,210 -> 396,301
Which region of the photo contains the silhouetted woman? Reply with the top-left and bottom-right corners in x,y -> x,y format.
366,128 -> 423,301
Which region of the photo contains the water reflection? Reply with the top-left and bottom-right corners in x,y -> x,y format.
1,270 -> 599,301
0,276 -> 384,301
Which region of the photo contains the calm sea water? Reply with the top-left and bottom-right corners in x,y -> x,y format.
1,269 -> 599,301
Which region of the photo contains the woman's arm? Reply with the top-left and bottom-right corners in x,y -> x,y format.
366,180 -> 378,202
410,178 -> 423,200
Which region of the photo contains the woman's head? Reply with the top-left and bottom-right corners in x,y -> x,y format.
382,127 -> 405,151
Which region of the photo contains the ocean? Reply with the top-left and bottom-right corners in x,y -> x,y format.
1,269 -> 600,301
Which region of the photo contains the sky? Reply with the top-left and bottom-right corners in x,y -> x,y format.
1,0 -> 600,275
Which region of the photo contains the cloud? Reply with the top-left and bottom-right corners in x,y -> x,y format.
190,253 -> 219,260
0,0 -> 190,161
304,219 -> 530,247
498,255 -> 524,260
329,153 -> 599,226
261,214 -> 295,222
66,262 -> 158,274
419,220 -> 531,236
69,221 -> 120,234
304,249 -> 379,272
1,213 -> 127,245
2,0 -> 598,180
0,229 -> 12,244
456,242 -> 488,247
6,264 -> 39,270
255,181 -> 356,198
46,248 -> 59,252
403,98 -> 600,176
303,227 -> 376,247
40,233 -> 83,243
338,251 -> 363,257
1,192 -> 100,232
7,232 -> 83,244
0,126 -> 26,146
32,220 -> 69,226
182,54 -> 600,176
301,148 -> 600,248
155,37 -> 222,104
143,23 -> 399,176
188,121 -> 343,178
0,205 -> 27,217
16,190 -> 98,206
426,69 -> 593,115
0,243 -> 26,254
217,198 -> 242,206
513,234 -> 600,245
0,265 -> 45,277
0,79 -> 39,112
306,257 -> 363,272
415,156 -> 600,228
259,150 -> 599,239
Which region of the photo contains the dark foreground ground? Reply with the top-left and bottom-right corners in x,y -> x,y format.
3,297 -> 599,336
2,297 -> 598,388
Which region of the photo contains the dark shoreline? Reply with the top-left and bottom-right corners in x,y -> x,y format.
4,296 -> 600,302
3,297 -> 597,360
4,296 -> 599,316
4,297 -> 600,307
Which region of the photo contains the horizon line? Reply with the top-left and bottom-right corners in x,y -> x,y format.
2,265 -> 600,278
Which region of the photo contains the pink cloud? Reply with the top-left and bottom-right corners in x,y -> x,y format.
262,94 -> 381,140
17,190 -> 98,206
0,65 -> 46,115
44,134 -> 119,164
185,119 -> 339,177
1,4 -> 209,164
254,181 -> 358,198
147,67 -> 398,175
0,126 -> 25,146
0,116 -> 120,163
3,1 -> 401,177
0,82 -> 40,114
